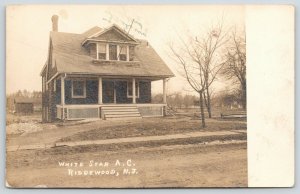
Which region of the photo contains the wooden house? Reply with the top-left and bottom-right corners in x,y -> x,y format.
40,15 -> 174,122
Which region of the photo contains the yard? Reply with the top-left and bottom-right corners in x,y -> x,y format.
59,116 -> 246,142
6,113 -> 247,188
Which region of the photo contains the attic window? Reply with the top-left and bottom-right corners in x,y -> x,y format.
97,43 -> 106,60
129,46 -> 135,61
119,45 -> 127,61
93,43 -> 134,61
109,44 -> 117,60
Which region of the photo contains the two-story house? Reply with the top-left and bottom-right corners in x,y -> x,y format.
40,15 -> 174,122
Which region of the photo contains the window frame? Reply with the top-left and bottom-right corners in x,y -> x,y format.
127,81 -> 139,98
119,45 -> 127,61
109,44 -> 118,61
71,79 -> 87,98
53,79 -> 56,92
97,43 -> 106,60
129,45 -> 135,61
94,42 -> 134,62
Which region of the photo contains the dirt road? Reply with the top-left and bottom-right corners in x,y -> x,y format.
6,142 -> 247,188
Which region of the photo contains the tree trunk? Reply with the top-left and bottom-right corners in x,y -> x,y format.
204,73 -> 212,118
206,88 -> 212,118
203,91 -> 208,110
199,91 -> 206,128
241,81 -> 247,110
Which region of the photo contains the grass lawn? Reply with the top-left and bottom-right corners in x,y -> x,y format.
59,117 -> 246,142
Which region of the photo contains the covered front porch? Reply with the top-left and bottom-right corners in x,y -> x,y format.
55,74 -> 168,120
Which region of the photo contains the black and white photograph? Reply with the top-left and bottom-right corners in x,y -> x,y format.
5,4 -> 294,188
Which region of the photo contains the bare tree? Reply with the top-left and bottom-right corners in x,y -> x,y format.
195,21 -> 230,118
169,45 -> 206,127
222,29 -> 246,109
203,87 -> 216,117
169,20 -> 229,127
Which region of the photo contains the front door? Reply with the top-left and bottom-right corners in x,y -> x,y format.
103,80 -> 115,103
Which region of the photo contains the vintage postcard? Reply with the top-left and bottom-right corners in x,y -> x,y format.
5,5 -> 294,188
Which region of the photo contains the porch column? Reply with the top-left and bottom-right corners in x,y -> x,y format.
163,78 -> 167,104
98,77 -> 103,104
61,76 -> 65,105
132,78 -> 136,104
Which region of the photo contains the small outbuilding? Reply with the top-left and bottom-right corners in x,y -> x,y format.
14,97 -> 34,114
14,97 -> 42,114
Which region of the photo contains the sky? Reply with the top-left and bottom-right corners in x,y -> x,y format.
6,5 -> 245,95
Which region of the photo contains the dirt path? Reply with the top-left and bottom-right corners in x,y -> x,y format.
6,119 -> 136,146
6,142 -> 247,188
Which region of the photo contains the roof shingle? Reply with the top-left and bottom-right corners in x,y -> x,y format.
48,26 -> 174,78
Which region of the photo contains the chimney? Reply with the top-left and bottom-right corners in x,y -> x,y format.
51,15 -> 59,32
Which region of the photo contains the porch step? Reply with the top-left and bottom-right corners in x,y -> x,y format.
102,106 -> 141,120
102,107 -> 138,110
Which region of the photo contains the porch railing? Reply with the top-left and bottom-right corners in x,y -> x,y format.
56,103 -> 166,120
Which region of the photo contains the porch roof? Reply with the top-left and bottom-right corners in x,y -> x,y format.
49,28 -> 174,78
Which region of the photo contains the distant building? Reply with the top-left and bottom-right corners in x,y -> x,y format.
14,97 -> 42,114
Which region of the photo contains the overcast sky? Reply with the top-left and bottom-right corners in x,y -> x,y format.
6,5 -> 245,95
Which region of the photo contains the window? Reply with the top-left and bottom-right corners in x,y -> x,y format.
72,80 -> 86,98
53,79 -> 56,92
97,43 -> 106,60
127,81 -> 139,98
109,44 -> 117,60
129,46 -> 135,61
119,45 -> 127,61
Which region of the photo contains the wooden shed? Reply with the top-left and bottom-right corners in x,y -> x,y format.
14,97 -> 35,114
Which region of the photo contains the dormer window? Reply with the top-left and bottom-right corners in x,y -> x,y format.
119,45 -> 127,61
97,43 -> 106,60
109,44 -> 118,60
94,42 -> 134,61
129,46 -> 134,61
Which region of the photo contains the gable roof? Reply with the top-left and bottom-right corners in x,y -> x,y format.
44,25 -> 174,79
82,24 -> 138,45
